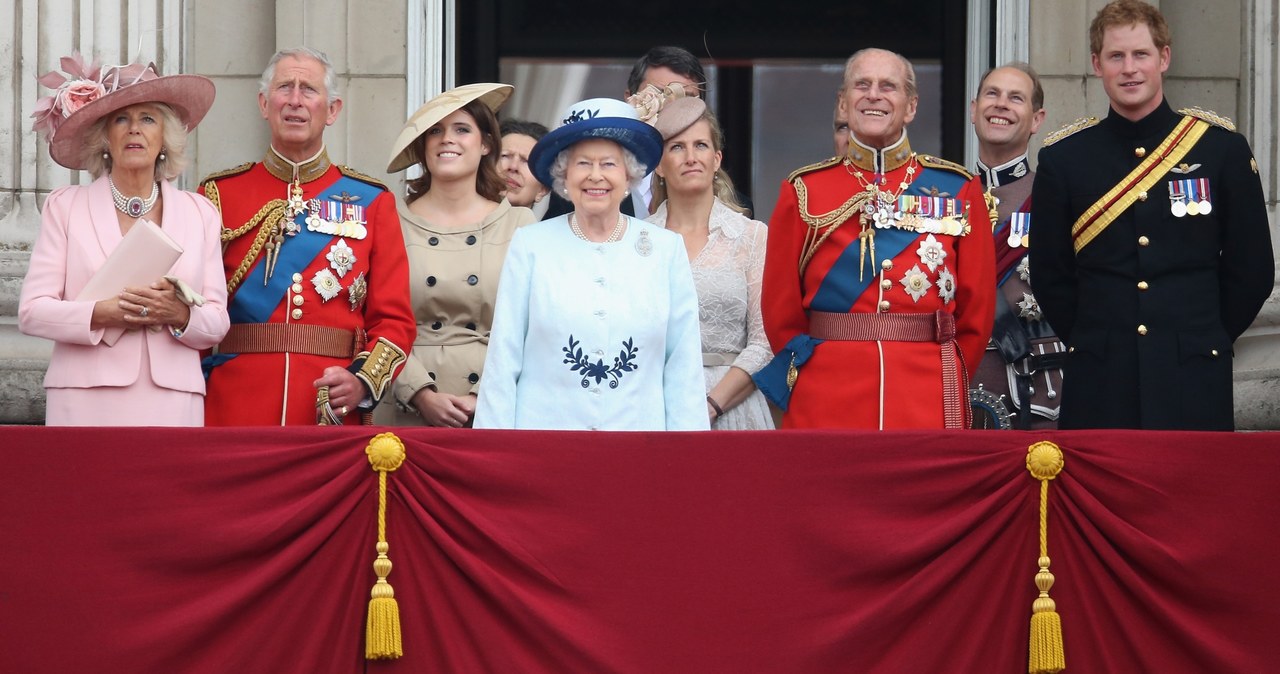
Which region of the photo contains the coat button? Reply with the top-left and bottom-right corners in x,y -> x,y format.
1211,349 -> 1220,357
1068,346 -> 1075,353
292,295 -> 304,306
465,322 -> 477,331
292,273 -> 303,283
881,259 -> 893,271
467,275 -> 478,285
428,236 -> 439,246
880,279 -> 893,290
1137,281 -> 1149,290
1137,324 -> 1148,336
432,321 -> 442,330
468,373 -> 479,384
1134,147 -> 1146,158
466,235 -> 477,245
1138,191 -> 1148,201
1138,236 -> 1150,246
291,283 -> 303,293
878,300 -> 891,312
426,276 -> 436,286
291,308 -> 303,320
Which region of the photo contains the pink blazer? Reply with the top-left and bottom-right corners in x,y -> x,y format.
18,176 -> 230,393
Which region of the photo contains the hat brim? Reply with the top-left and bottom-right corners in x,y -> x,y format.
529,118 -> 664,190
49,74 -> 215,170
386,83 -> 514,173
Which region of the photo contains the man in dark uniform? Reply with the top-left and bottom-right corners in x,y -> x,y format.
1031,0 -> 1273,430
757,48 -> 994,429
967,62 -> 1067,430
200,47 -> 416,426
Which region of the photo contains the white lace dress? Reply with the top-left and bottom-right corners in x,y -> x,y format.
648,198 -> 774,429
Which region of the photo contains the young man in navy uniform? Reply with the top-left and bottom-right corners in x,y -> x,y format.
1030,0 -> 1273,430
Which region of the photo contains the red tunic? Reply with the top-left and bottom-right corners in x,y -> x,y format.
200,153 -> 415,426
762,137 -> 995,429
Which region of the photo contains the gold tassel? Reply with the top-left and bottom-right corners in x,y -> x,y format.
1026,441 -> 1066,674
365,433 -> 406,659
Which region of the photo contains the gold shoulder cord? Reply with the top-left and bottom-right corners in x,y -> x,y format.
794,175 -> 871,276
208,179 -> 288,295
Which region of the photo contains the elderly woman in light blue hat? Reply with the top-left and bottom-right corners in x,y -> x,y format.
474,98 -> 707,430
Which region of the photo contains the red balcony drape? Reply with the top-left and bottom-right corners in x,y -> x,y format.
2,427 -> 1277,673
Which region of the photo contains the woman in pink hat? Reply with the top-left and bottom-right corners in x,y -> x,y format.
19,56 -> 229,426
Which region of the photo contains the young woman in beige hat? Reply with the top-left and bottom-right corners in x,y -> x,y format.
19,56 -> 229,426
380,83 -> 536,427
646,97 -> 773,429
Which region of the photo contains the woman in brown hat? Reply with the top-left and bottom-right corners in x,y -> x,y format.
646,97 -> 773,429
380,83 -> 536,427
19,56 -> 229,426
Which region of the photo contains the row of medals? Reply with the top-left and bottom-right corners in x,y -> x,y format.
263,183 -> 368,284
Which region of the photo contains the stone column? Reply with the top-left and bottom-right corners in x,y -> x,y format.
0,0 -> 187,423
1231,0 -> 1280,428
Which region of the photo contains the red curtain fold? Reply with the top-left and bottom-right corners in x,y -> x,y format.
2,427 -> 1277,673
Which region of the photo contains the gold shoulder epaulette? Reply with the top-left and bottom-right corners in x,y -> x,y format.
787,156 -> 841,184
1179,107 -> 1236,132
198,162 -> 253,186
1043,117 -> 1099,146
338,165 -> 389,191
916,154 -> 972,179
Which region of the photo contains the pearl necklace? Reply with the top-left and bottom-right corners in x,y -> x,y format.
109,176 -> 160,218
570,213 -> 627,243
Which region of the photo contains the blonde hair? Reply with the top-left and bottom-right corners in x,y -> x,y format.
80,103 -> 189,181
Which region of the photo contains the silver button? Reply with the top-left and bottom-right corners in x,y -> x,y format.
291,308 -> 303,320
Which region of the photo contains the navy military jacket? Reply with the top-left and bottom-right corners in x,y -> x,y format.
1030,99 -> 1273,430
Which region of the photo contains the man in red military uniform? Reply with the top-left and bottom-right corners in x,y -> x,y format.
200,47 -> 415,425
757,48 -> 995,429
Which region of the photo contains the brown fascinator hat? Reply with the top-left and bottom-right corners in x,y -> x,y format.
31,53 -> 215,170
386,82 -> 514,173
651,96 -> 708,141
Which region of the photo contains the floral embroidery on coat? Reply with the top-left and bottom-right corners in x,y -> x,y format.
563,335 -> 638,389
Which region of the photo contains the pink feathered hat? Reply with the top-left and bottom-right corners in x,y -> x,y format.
31,53 -> 215,170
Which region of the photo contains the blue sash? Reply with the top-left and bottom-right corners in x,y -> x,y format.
228,175 -> 380,324
809,227 -> 919,313
757,165 -> 973,408
206,175 -> 381,376
752,335 -> 824,410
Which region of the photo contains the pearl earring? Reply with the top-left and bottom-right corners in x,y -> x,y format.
159,152 -> 166,161
102,152 -> 109,159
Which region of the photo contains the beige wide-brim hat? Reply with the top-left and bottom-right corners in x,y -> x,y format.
386,82 -> 513,173
48,66 -> 215,170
